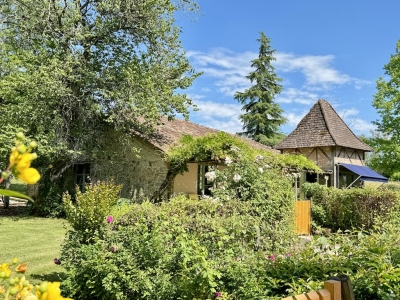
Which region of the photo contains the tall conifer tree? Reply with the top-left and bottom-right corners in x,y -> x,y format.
235,32 -> 286,146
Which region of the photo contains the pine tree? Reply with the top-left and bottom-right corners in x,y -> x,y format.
234,32 -> 286,146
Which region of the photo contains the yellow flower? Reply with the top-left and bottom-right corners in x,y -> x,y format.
0,263 -> 11,278
9,149 -> 40,184
18,168 -> 41,185
13,257 -> 18,264
16,153 -> 34,173
9,148 -> 19,165
37,282 -> 73,300
0,286 -> 5,293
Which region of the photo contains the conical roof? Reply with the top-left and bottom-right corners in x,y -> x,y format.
274,99 -> 372,151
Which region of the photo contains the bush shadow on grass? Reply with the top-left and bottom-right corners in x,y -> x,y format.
30,272 -> 67,283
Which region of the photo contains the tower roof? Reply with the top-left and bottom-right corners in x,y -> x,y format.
274,99 -> 372,151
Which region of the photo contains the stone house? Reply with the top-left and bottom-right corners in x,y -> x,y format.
72,118 -> 276,200
274,99 -> 387,190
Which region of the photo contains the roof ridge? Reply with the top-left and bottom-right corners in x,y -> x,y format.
274,99 -> 373,151
319,99 -> 371,150
319,99 -> 338,145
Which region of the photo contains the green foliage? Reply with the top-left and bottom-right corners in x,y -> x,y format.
61,196 -> 297,300
302,182 -> 400,230
0,0 -> 200,212
362,132 -> 400,178
257,223 -> 400,299
63,181 -> 121,241
234,32 -> 286,145
384,181 -> 400,192
167,132 -> 321,175
368,40 -> 400,178
62,194 -> 400,299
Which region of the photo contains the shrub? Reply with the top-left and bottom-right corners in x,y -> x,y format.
384,181 -> 400,192
63,181 -> 121,241
61,196 -> 297,299
302,182 -> 400,230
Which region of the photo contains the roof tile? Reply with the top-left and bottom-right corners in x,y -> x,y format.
134,118 -> 278,153
274,99 -> 372,151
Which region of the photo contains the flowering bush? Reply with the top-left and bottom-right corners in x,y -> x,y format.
0,258 -> 71,300
62,181 -> 121,241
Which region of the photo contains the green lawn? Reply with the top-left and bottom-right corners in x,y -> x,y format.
0,217 -> 68,284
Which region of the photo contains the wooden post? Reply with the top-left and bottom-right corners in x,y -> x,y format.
328,275 -> 355,300
305,291 -> 320,300
294,294 -> 308,300
317,289 -> 331,300
324,280 -> 341,300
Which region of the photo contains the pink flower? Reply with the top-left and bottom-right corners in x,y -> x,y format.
286,253 -> 292,258
215,292 -> 222,298
107,215 -> 113,223
268,254 -> 275,261
53,258 -> 61,265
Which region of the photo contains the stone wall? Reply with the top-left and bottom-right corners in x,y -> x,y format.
91,130 -> 169,199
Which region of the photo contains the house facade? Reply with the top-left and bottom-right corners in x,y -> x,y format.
274,99 -> 387,189
76,118 -> 276,200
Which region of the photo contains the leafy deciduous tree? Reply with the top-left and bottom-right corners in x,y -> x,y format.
234,31 -> 286,147
0,0 -> 199,212
370,40 -> 400,179
0,0 -> 199,160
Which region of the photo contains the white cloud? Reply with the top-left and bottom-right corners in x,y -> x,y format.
284,111 -> 307,127
187,48 -> 255,96
201,117 -> 243,134
187,48 -> 371,98
189,100 -> 243,134
275,53 -> 354,87
346,118 -> 376,135
187,93 -> 205,101
194,100 -> 242,119
337,108 -> 359,119
276,88 -> 319,105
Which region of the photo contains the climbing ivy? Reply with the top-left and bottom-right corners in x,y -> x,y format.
166,132 -> 321,175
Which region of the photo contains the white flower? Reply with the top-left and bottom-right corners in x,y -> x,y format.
205,171 -> 216,182
254,154 -> 264,162
211,197 -> 219,203
264,164 -> 271,169
225,156 -> 232,166
258,167 -> 263,173
233,174 -> 241,182
231,146 -> 240,152
217,183 -> 225,190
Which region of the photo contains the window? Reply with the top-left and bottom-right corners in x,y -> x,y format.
197,164 -> 214,196
74,163 -> 91,192
306,172 -> 317,183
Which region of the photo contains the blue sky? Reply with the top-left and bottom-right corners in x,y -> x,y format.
176,0 -> 400,137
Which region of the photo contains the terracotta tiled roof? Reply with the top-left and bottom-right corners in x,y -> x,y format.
274,99 -> 373,151
134,117 -> 278,153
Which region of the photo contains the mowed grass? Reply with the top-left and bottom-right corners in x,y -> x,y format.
0,217 -> 68,284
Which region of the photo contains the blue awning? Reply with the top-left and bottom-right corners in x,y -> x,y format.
340,163 -> 388,183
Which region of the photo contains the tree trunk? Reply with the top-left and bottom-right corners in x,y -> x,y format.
3,177 -> 11,209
